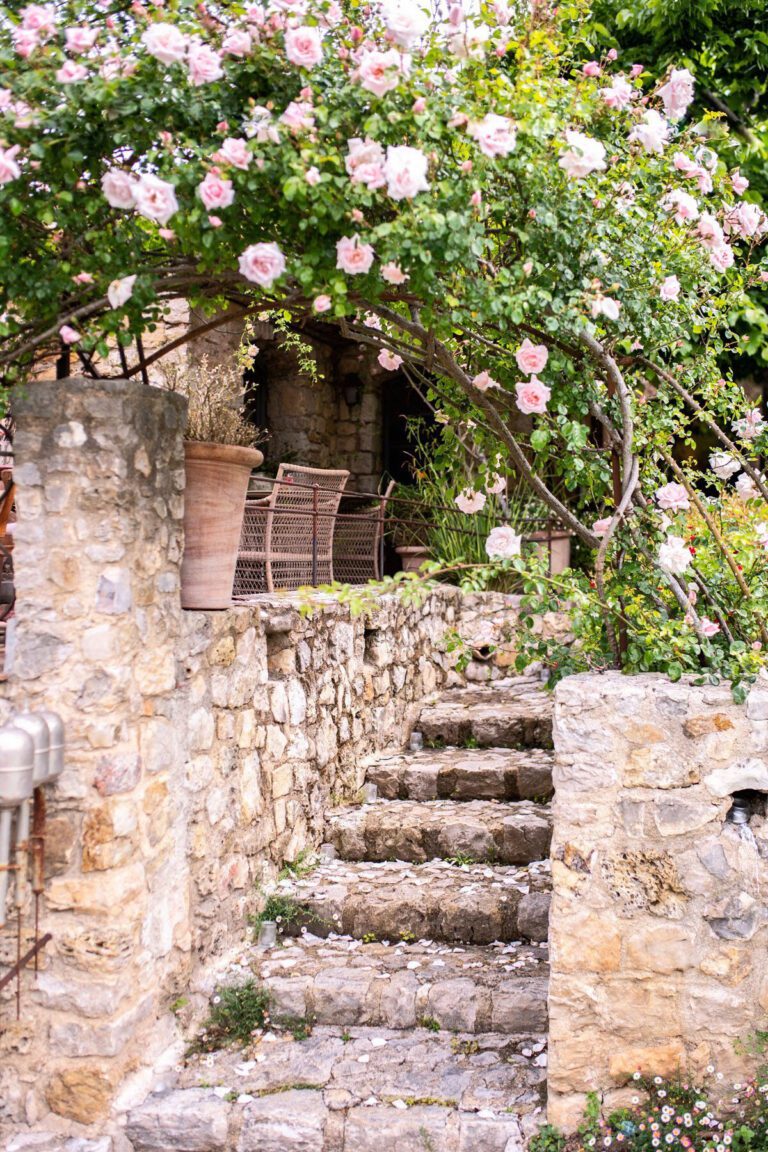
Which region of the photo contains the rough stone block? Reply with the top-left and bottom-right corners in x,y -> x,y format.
238,1089 -> 327,1151
126,1089 -> 230,1151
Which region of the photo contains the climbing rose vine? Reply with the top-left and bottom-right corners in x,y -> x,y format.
1,0 -> 768,691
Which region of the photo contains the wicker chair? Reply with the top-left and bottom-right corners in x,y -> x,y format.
233,464 -> 349,597
333,480 -> 396,585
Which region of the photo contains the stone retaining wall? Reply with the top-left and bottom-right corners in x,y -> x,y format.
181,591 -> 456,964
548,671 -> 768,1129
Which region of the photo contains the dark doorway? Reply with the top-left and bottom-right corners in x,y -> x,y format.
381,374 -> 435,484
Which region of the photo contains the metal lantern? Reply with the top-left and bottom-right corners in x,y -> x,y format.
38,712 -> 64,782
11,714 -> 50,787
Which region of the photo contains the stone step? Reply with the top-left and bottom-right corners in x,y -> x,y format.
279,858 -> 551,944
128,1087 -> 543,1152
367,746 -> 554,802
127,1029 -> 547,1151
417,679 -> 553,750
325,799 -> 552,865
250,933 -> 549,1034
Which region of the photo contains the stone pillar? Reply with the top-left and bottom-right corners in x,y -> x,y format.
0,378 -> 190,1131
548,671 -> 768,1130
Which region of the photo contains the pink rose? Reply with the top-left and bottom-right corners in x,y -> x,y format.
215,137 -> 251,170
582,61 -> 600,77
13,28 -> 40,57
515,338 -> 548,375
467,113 -> 517,159
731,169 -> 749,196
141,23 -> 188,65
412,97 -> 427,114
221,30 -> 252,56
600,77 -> 635,110
101,168 -> 136,209
285,25 -> 323,68
485,525 -> 521,559
356,48 -> 408,97
56,60 -> 88,83
133,174 -> 179,225
21,4 -> 56,34
336,235 -> 375,275
700,617 -> 720,638
710,242 -> 734,273
65,27 -> 98,53
655,482 -> 689,512
381,0 -> 429,48
591,295 -> 621,321
657,68 -> 695,121
381,262 -> 408,285
378,349 -> 403,371
725,201 -> 767,241
198,171 -> 234,211
628,109 -> 670,154
238,242 -> 286,288
472,371 -> 498,391
697,212 -> 723,249
661,189 -> 699,225
187,42 -> 223,86
208,215 -> 223,228
455,489 -> 487,514
559,130 -> 606,179
59,325 -> 80,344
0,146 -> 21,185
107,274 -> 137,309
659,275 -> 680,302
383,145 -> 430,201
305,166 -> 321,186
630,64 -> 644,79
280,100 -> 315,134
593,517 -> 612,535
515,377 -> 551,415
313,294 -> 332,313
345,138 -> 386,190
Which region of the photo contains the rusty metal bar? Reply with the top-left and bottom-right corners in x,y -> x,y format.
0,932 -> 52,995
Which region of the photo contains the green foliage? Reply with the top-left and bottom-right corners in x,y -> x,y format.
539,1073 -> 768,1152
193,981 -> 271,1052
417,1016 -> 442,1033
250,894 -> 309,934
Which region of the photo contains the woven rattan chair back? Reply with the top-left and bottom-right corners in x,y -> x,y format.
332,479 -> 396,585
234,464 -> 349,597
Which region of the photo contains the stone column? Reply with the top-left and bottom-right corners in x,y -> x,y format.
0,378 -> 190,1131
548,671 -> 768,1130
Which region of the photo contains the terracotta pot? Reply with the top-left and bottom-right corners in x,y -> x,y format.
181,441 -> 264,610
396,545 -> 430,574
527,530 -> 572,576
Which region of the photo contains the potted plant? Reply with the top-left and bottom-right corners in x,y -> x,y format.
165,357 -> 267,610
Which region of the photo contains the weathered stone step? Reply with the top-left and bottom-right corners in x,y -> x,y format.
127,1028 -> 547,1151
128,1088 -> 542,1152
250,933 -> 549,1034
325,799 -> 552,865
279,858 -> 551,944
417,679 -> 553,750
367,746 -> 554,802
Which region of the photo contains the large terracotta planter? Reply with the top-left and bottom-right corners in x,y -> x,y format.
396,545 -> 430,574
181,441 -> 264,610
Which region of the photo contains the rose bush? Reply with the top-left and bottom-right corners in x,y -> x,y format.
0,0 -> 767,690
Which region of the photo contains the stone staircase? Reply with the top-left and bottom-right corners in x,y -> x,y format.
126,677 -> 554,1152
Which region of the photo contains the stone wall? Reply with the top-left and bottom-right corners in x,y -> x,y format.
548,671 -> 768,1129
182,590 -> 457,964
0,376 -> 459,1143
254,335 -> 385,492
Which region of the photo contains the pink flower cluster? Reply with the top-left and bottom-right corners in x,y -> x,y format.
102,169 -> 179,225
514,340 -> 550,415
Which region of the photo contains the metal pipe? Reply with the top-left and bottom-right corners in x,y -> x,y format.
0,809 -> 12,930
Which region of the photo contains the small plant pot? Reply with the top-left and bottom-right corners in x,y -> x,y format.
181,441 -> 264,610
396,545 -> 430,573
527,530 -> 572,576
256,920 -> 278,949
